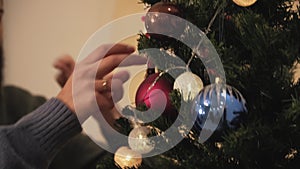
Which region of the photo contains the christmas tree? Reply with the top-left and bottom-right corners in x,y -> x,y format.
96,0 -> 300,168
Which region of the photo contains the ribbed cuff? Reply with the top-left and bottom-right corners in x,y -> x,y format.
15,98 -> 82,160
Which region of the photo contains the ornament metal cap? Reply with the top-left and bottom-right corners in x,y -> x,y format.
215,77 -> 224,84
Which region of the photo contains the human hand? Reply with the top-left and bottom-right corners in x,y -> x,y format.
53,54 -> 75,87
56,44 -> 146,127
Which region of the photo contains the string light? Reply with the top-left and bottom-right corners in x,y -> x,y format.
128,126 -> 155,154
114,146 -> 142,169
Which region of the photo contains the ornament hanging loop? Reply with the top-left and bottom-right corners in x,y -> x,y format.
215,77 -> 225,84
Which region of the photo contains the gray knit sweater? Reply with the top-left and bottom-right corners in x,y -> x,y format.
0,98 -> 82,169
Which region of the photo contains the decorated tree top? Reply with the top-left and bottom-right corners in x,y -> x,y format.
96,0 -> 300,168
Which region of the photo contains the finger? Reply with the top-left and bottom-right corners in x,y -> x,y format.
103,70 -> 130,84
95,79 -> 111,93
53,58 -> 75,77
118,54 -> 147,67
94,70 -> 129,93
96,93 -> 114,111
95,53 -> 131,78
83,43 -> 135,64
105,44 -> 136,57
53,60 -> 68,70
55,74 -> 67,87
96,54 -> 146,78
99,107 -> 122,128
57,66 -> 72,78
53,55 -> 75,69
111,79 -> 124,102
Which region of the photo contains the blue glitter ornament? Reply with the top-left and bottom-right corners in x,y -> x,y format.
192,84 -> 247,135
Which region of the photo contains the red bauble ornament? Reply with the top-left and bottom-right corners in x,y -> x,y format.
135,72 -> 177,117
144,1 -> 184,40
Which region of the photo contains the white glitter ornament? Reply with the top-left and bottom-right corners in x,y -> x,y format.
174,72 -> 204,101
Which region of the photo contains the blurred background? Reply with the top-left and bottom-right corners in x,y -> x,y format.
2,0 -> 144,98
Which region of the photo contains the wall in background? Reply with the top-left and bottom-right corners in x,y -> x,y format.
2,0 -> 145,98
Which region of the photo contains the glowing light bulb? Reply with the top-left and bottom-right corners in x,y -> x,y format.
232,0 -> 257,7
114,146 -> 142,169
128,126 -> 155,154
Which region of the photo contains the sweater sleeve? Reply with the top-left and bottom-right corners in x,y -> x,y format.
0,98 -> 82,169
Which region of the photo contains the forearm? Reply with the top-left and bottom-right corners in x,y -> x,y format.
0,98 -> 82,169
